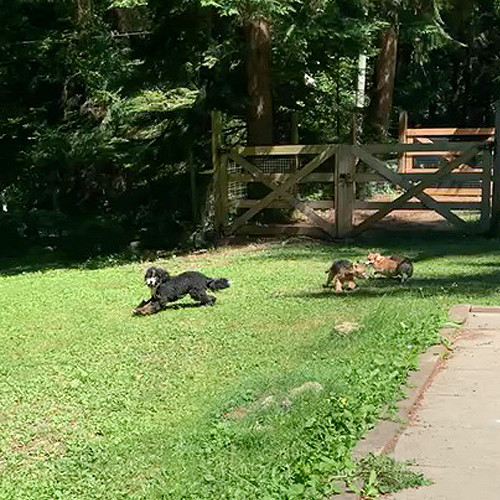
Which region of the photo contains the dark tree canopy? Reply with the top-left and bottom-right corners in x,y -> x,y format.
1,0 -> 499,256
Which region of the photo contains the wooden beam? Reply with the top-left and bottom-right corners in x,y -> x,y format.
236,224 -> 327,238
335,145 -> 355,237
480,148 -> 492,233
232,144 -> 335,156
398,110 -> 408,173
228,172 -> 335,183
490,102 -> 500,235
230,199 -> 334,209
355,201 -> 482,210
354,172 -> 483,183
406,127 -> 495,136
362,141 -> 490,154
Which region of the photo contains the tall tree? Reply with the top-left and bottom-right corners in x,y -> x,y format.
367,23 -> 398,139
244,15 -> 273,145
366,0 -> 400,139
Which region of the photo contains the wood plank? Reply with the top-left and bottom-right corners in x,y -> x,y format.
230,199 -> 334,209
490,103 -> 500,235
404,150 -> 456,156
480,148 -> 492,233
403,166 -> 482,174
398,111 -> 409,173
355,201 -> 482,210
231,142 -> 489,156
406,128 -> 494,136
424,188 -> 481,197
232,144 -> 335,156
335,144 -> 354,237
227,145 -> 337,234
236,224 -> 327,238
354,172 -> 483,183
362,141 -> 490,154
352,144 -> 481,233
228,172 -> 334,183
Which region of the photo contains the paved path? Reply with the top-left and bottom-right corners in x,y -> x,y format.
389,306 -> 500,500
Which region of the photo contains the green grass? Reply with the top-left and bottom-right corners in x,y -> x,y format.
1,233 -> 500,499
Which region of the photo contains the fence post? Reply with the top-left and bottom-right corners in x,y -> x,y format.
480,146 -> 492,234
335,145 -> 355,238
398,110 -> 408,173
490,102 -> 500,236
212,111 -> 227,235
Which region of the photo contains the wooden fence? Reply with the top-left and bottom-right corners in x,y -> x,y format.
211,111 -> 499,239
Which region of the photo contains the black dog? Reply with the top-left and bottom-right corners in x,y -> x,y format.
133,267 -> 230,315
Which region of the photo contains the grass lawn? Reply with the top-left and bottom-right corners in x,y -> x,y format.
1,233 -> 500,499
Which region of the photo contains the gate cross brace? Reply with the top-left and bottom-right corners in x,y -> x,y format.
352,144 -> 482,235
226,147 -> 337,235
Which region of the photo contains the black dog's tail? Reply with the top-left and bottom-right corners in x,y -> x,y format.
207,278 -> 230,291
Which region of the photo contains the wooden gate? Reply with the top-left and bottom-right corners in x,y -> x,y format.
215,144 -> 340,238
350,140 -> 493,236
211,112 -> 496,238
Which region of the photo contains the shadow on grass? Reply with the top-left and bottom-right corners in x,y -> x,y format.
0,251 -> 140,276
252,232 -> 500,264
2,231 -> 500,277
285,269 -> 500,300
131,301 -> 209,317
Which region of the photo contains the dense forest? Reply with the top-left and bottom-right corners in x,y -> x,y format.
1,0 -> 500,256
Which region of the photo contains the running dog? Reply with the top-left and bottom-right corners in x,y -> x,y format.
365,252 -> 413,283
324,259 -> 368,293
133,267 -> 230,315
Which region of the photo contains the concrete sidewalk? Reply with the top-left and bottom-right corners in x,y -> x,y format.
389,305 -> 500,500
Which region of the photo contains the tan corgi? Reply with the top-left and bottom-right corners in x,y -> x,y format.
365,252 -> 413,283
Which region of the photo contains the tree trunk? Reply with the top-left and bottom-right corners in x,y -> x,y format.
245,17 -> 273,146
75,0 -> 92,24
367,25 -> 398,140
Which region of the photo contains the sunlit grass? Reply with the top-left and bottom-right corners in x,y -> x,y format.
1,235 -> 500,498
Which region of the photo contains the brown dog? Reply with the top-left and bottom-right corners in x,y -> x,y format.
324,259 -> 368,293
365,252 -> 413,283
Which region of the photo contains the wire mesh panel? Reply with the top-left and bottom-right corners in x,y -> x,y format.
227,154 -> 327,202
227,156 -> 247,201
227,155 -> 298,202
